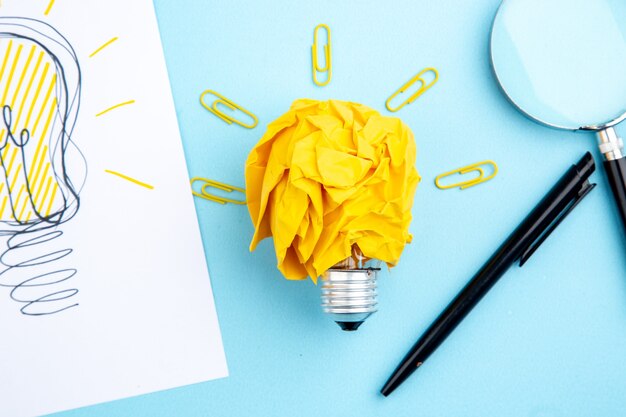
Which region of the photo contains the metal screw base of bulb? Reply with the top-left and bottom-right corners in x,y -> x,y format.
321,269 -> 378,331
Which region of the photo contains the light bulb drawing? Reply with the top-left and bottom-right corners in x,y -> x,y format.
0,3 -> 231,415
0,17 -> 86,316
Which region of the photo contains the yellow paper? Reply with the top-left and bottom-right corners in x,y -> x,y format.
246,99 -> 420,282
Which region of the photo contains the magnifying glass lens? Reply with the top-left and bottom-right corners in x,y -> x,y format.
491,0 -> 626,129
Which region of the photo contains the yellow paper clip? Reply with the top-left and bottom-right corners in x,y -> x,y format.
200,90 -> 258,129
435,160 -> 498,190
312,24 -> 332,87
386,68 -> 439,112
191,177 -> 247,205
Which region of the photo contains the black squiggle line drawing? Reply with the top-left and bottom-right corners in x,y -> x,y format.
0,17 -> 86,316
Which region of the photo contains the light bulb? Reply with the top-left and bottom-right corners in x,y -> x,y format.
0,18 -> 84,315
246,99 -> 420,332
320,244 -> 381,331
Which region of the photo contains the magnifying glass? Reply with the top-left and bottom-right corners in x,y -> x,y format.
490,0 -> 626,232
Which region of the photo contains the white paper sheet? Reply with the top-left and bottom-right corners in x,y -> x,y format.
0,1 -> 228,416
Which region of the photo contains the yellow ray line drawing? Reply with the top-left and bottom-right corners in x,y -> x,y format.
89,37 -> 118,58
104,169 -> 154,190
96,100 -> 135,117
1,43 -> 23,105
44,0 -> 55,16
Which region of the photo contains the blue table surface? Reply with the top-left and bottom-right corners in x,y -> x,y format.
55,1 -> 626,416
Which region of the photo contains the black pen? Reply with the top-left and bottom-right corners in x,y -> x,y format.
381,152 -> 596,397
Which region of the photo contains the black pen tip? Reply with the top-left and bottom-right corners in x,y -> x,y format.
380,360 -> 423,397
380,373 -> 402,397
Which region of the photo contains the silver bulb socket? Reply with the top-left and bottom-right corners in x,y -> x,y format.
321,268 -> 378,331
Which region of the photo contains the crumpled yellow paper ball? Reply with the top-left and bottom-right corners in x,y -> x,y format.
245,99 -> 420,282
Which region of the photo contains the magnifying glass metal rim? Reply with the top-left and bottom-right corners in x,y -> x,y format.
489,0 -> 626,236
489,0 -> 626,133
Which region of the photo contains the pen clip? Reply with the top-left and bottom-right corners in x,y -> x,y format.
519,179 -> 596,267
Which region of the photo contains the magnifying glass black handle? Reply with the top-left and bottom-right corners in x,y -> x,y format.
604,157 -> 626,231
598,128 -> 626,233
